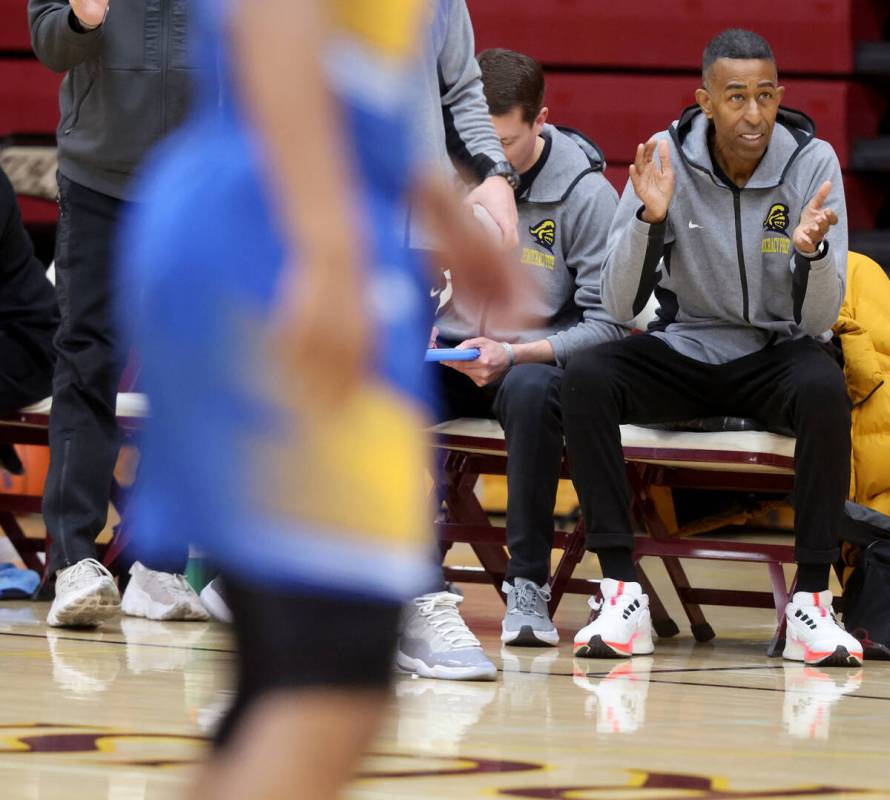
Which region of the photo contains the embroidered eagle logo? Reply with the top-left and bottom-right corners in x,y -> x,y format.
529,219 -> 556,253
763,203 -> 790,234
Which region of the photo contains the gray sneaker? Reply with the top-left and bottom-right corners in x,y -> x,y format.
501,578 -> 559,647
397,592 -> 497,681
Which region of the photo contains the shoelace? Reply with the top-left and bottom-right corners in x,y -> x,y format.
511,582 -> 551,617
587,593 -> 639,620
416,593 -> 481,649
58,558 -> 111,590
147,570 -> 194,597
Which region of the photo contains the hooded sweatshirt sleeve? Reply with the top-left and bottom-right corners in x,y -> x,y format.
547,174 -> 627,365
28,0 -> 103,73
601,138 -> 676,323
437,0 -> 504,182
790,141 -> 848,337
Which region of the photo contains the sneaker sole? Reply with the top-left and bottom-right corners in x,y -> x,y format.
501,624 -> 559,647
573,634 -> 654,659
395,651 -> 497,681
784,643 -> 863,668
47,580 -> 120,628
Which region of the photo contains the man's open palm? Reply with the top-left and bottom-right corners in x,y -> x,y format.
630,139 -> 674,224
70,0 -> 108,28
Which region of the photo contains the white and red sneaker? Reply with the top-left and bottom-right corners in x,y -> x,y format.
783,590 -> 863,667
573,579 -> 655,658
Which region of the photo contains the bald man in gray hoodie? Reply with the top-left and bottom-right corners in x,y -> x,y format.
563,29 -> 863,669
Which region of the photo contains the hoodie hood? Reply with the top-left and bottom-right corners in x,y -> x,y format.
522,124 -> 606,204
670,105 -> 816,191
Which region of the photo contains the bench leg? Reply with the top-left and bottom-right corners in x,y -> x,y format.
548,520 -> 587,617
627,465 -> 714,642
442,456 -> 508,599
768,568 -> 795,657
0,510 -> 43,573
636,559 -> 680,638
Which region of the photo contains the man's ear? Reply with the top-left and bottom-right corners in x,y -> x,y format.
776,85 -> 786,105
695,87 -> 712,119
533,106 -> 549,134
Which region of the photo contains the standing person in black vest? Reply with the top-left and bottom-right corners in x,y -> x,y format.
29,0 -> 208,626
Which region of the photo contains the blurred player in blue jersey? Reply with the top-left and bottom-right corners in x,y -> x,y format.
118,1 -> 516,797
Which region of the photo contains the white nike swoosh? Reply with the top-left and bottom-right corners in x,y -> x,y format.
688,221 -> 703,229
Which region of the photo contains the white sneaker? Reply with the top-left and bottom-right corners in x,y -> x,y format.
573,579 -> 654,658
783,590 -> 863,667
47,558 -> 120,628
121,562 -> 210,621
199,577 -> 232,623
397,592 -> 497,681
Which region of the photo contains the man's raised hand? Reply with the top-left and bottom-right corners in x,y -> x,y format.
70,0 -> 109,29
793,180 -> 838,256
629,139 -> 674,224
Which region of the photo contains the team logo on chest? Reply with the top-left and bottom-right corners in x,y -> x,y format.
763,203 -> 790,234
761,202 -> 792,254
529,219 -> 556,253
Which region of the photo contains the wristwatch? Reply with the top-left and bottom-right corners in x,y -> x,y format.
485,160 -> 520,191
798,240 -> 828,260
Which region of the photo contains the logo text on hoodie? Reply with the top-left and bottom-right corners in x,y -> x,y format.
762,202 -> 792,254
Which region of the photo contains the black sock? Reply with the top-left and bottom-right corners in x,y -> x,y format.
596,547 -> 638,582
796,563 -> 830,593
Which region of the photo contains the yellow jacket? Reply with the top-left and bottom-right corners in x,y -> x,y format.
834,252 -> 890,515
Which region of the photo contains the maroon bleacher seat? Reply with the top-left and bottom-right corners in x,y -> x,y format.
468,0 -> 889,75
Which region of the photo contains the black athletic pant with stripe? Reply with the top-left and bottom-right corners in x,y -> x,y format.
562,334 -> 851,566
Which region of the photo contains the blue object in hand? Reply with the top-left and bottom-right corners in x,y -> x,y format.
425,348 -> 481,362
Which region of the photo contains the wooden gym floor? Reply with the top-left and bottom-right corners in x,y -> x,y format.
0,537 -> 887,799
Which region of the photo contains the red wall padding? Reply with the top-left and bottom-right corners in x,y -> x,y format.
468,0 -> 887,74
0,61 -> 62,137
545,74 -> 886,171
0,0 -> 32,51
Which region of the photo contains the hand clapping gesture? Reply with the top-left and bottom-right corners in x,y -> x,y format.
629,139 -> 674,224
793,181 -> 838,256
70,0 -> 109,30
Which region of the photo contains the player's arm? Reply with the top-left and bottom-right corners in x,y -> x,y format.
28,0 -> 106,72
438,0 -> 518,248
790,146 -> 847,336
229,0 -> 367,407
602,138 -> 674,323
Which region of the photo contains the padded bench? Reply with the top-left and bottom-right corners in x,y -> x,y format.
0,392 -> 148,577
432,416 -> 801,652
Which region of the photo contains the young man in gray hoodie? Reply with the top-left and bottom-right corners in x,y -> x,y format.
563,29 -> 862,668
401,49 -> 624,674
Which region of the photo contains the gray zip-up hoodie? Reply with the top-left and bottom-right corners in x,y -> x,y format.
436,124 -> 627,365
28,0 -> 194,200
603,106 -> 847,364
